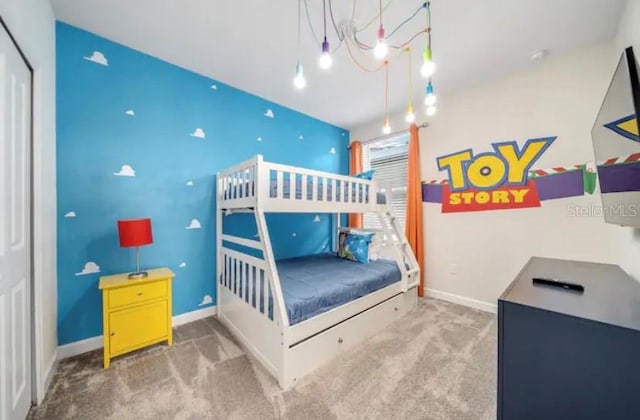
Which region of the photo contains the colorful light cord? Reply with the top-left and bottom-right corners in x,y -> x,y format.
386,2 -> 428,39
297,0 -> 302,63
356,0 -> 393,32
344,36 -> 388,72
385,61 -> 389,114
407,47 -> 413,110
302,0 -> 322,47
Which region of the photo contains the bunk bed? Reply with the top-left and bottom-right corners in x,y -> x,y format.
216,155 -> 420,389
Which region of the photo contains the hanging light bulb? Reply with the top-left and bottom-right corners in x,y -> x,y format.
421,47 -> 436,78
404,47 -> 416,125
319,37 -> 332,70
319,1 -> 332,70
383,117 -> 391,134
374,40 -> 388,60
424,82 -> 437,106
374,25 -> 388,59
293,0 -> 306,90
425,105 -> 437,117
421,1 -> 436,78
293,63 -> 306,89
405,106 -> 415,124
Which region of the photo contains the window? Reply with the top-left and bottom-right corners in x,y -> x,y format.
363,133 -> 409,232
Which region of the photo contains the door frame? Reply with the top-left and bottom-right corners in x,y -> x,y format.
0,14 -> 36,408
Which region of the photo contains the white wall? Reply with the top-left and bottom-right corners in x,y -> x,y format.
0,0 -> 57,402
353,38 -> 640,311
616,0 -> 640,55
351,112 -> 428,145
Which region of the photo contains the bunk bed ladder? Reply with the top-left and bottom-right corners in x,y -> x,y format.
375,207 -> 417,292
255,158 -> 294,386
390,209 -> 420,290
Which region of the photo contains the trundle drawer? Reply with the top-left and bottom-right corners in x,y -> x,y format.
287,288 -> 417,385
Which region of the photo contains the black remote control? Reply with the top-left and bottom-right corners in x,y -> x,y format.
532,277 -> 584,292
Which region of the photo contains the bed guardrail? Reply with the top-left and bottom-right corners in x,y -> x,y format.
260,161 -> 376,205
220,246 -> 281,322
218,155 -> 260,207
218,155 -> 380,213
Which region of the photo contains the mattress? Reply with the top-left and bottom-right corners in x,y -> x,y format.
224,180 -> 387,204
276,253 -> 401,325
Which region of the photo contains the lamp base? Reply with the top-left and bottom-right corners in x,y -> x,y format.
128,271 -> 148,279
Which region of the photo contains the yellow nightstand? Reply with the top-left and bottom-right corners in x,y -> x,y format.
98,267 -> 174,368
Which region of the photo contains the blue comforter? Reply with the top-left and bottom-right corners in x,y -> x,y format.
276,253 -> 401,325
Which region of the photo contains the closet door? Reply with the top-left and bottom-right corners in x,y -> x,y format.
0,20 -> 33,420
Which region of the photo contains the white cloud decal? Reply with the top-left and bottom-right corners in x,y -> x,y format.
83,51 -> 108,66
264,109 -> 274,118
257,137 -> 263,142
190,128 -> 206,139
125,109 -> 135,116
64,211 -> 76,218
76,262 -> 100,276
299,135 -> 304,140
199,294 -> 213,306
313,215 -> 320,223
292,232 -> 297,237
186,180 -> 194,186
179,262 -> 186,268
186,219 -> 202,230
329,147 -> 336,155
114,165 -> 136,177
211,84 -> 218,90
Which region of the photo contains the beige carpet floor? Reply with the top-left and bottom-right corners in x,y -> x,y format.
28,297 -> 497,420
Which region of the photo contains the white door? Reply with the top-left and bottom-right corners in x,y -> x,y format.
0,22 -> 32,420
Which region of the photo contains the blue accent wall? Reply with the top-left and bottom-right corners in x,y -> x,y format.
56,22 -> 349,345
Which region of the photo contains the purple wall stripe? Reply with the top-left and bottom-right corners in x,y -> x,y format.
598,163 -> 640,193
422,171 -> 587,204
422,183 -> 443,203
535,170 -> 584,200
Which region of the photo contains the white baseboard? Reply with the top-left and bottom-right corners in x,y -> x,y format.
173,305 -> 217,326
57,305 -> 217,360
57,335 -> 103,360
423,288 -> 497,314
40,351 -> 59,403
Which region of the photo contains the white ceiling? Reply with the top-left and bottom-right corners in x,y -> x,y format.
51,0 -> 626,130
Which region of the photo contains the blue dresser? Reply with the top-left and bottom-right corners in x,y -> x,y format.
498,257 -> 640,420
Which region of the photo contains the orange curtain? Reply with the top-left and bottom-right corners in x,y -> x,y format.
406,124 -> 425,297
349,141 -> 363,228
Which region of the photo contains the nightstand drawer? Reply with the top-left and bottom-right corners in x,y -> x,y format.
108,280 -> 167,308
109,300 -> 169,354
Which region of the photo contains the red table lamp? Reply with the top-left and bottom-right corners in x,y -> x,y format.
117,218 -> 153,279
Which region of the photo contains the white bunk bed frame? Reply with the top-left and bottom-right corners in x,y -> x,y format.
216,155 -> 420,389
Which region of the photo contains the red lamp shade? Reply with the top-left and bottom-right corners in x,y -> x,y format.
117,218 -> 153,248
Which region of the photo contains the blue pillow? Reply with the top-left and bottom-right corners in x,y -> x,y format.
354,170 -> 375,180
337,231 -> 375,264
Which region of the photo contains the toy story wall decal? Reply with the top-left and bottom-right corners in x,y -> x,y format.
424,137 -> 599,213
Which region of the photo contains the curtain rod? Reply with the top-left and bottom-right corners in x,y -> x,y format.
349,122 -> 429,148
